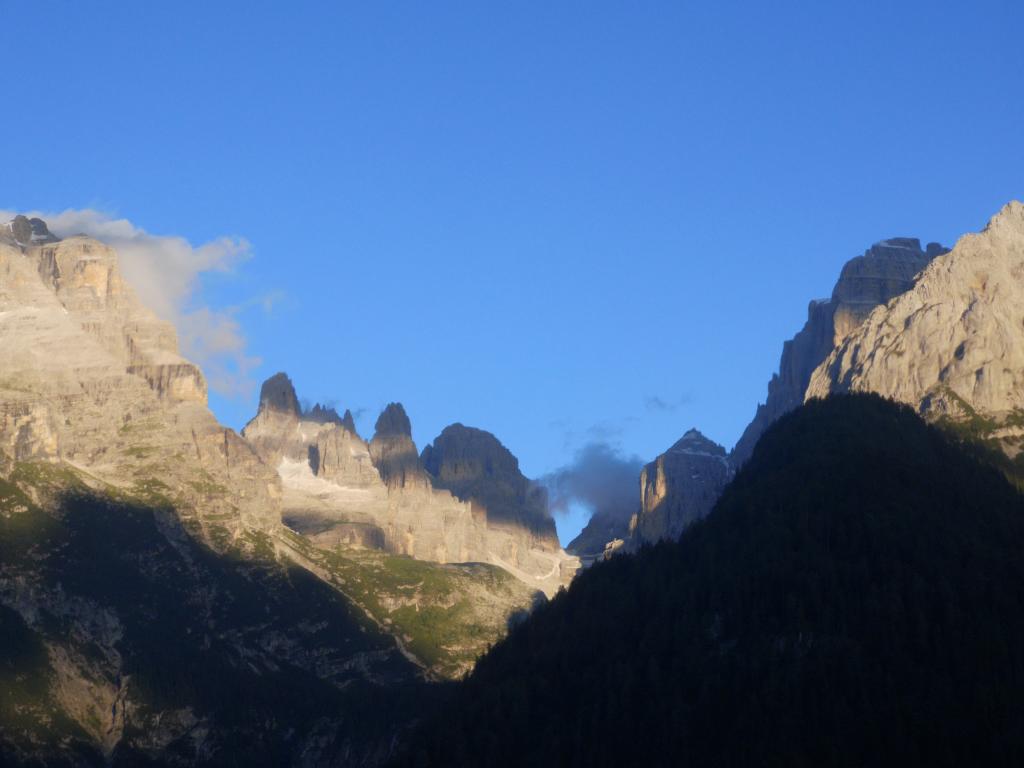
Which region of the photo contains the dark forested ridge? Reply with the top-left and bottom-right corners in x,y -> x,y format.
396,395 -> 1024,767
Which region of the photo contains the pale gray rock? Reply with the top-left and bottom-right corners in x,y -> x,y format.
807,201 -> 1024,439
732,237 -> 945,465
243,381 -> 579,594
627,232 -> 949,550
627,429 -> 734,548
0,218 -> 281,541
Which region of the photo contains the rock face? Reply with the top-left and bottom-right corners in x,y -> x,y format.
0,464 -> 431,767
732,237 -> 947,465
627,233 -> 949,549
627,430 -> 734,548
242,378 -> 578,595
567,514 -> 629,565
421,423 -> 559,545
2,214 -> 59,247
370,403 -> 426,489
0,219 -> 280,540
807,201 -> 1024,446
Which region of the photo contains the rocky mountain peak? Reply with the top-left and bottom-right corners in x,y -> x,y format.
374,402 -> 412,438
258,372 -> 301,417
669,429 -> 725,456
806,199 -> 1024,430
341,409 -> 357,434
0,227 -> 279,537
421,423 -> 521,478
421,423 -> 558,544
983,199 -> 1024,233
368,403 -> 422,489
627,428 -> 733,548
242,384 -> 576,593
731,232 -> 946,465
3,214 -> 59,247
305,402 -> 343,425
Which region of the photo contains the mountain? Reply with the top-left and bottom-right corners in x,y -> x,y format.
807,201 -> 1024,483
625,233 -> 952,549
0,219 -> 279,541
420,423 -> 556,541
397,394 -> 1024,767
565,513 -> 629,565
0,217 -> 567,761
625,429 -> 733,548
732,236 -> 948,465
242,376 -> 578,597
0,463 -> 433,766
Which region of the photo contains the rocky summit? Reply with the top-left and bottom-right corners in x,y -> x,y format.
242,375 -> 578,595
806,202 -> 1024,448
421,423 -> 559,543
0,216 -> 579,765
0,221 -> 279,542
626,429 -> 734,548
625,232 -> 952,549
731,236 -> 948,466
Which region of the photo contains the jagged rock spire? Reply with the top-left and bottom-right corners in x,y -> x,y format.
341,409 -> 357,434
2,214 -> 59,247
306,402 -> 342,425
374,402 -> 412,438
258,372 -> 301,417
369,403 -> 422,488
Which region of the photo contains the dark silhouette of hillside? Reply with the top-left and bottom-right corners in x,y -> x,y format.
397,394 -> 1024,767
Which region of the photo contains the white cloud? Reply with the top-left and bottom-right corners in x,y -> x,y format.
1,208 -> 262,398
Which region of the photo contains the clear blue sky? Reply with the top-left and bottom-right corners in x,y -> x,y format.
4,1 -> 1023,542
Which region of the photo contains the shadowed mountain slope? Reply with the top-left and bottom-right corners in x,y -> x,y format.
397,395 -> 1024,767
0,465 -> 435,767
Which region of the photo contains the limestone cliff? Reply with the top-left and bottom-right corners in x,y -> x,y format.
421,423 -> 560,548
243,377 -> 578,595
370,403 -> 428,489
732,237 -> 946,465
627,430 -> 734,548
806,201 -> 1024,457
627,233 -> 948,549
0,217 -> 280,540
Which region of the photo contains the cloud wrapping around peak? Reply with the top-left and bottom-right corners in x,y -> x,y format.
541,442 -> 643,525
1,208 -> 261,398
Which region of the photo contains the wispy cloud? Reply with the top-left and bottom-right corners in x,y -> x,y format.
1,208 -> 265,398
541,442 -> 643,525
644,393 -> 693,413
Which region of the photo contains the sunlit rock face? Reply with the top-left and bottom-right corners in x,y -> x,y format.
626,430 -> 734,548
732,237 -> 946,465
626,232 -> 950,550
0,216 -> 280,538
807,202 -> 1024,447
243,378 -> 579,595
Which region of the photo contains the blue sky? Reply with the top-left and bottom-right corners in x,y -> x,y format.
3,1 -> 1023,542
